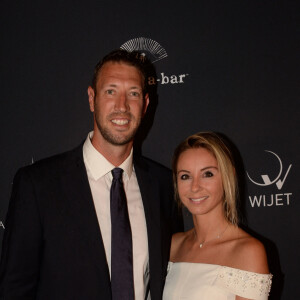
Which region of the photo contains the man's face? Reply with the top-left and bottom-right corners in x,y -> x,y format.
88,61 -> 149,146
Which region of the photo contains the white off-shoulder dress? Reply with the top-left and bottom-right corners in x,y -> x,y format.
163,262 -> 272,300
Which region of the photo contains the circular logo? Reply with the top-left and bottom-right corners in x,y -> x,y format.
247,150 -> 282,186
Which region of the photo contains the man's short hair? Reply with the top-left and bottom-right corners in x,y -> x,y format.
91,49 -> 148,96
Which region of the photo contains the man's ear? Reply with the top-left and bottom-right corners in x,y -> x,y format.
87,86 -> 95,112
142,93 -> 150,117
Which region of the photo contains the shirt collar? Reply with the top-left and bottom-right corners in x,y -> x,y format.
83,131 -> 133,181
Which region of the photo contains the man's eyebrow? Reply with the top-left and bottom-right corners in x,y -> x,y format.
129,86 -> 142,90
104,83 -> 117,87
102,84 -> 141,89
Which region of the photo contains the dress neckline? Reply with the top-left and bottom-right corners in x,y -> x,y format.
168,261 -> 271,276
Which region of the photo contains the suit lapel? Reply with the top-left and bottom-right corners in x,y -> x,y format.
134,156 -> 163,295
60,145 -> 111,282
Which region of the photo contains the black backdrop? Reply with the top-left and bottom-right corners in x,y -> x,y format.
0,1 -> 299,299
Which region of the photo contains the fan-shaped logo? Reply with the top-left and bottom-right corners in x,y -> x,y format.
120,37 -> 189,85
247,150 -> 292,208
247,150 -> 292,190
121,37 -> 167,63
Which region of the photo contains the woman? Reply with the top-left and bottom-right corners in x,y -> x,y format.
163,132 -> 272,300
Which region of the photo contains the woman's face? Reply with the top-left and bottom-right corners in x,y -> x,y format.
176,147 -> 224,217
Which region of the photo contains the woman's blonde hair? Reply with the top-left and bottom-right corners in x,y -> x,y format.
172,132 -> 239,226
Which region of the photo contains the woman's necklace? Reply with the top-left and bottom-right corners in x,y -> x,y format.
193,224 -> 229,248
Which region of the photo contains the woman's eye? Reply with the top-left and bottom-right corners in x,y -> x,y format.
180,174 -> 190,180
203,171 -> 213,178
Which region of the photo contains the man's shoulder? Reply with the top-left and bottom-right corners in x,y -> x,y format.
17,143 -> 84,178
133,154 -> 172,175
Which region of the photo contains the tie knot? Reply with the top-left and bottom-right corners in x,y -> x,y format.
111,168 -> 123,180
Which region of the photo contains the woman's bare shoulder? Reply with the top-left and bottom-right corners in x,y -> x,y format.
171,231 -> 188,250
170,230 -> 192,261
230,228 -> 269,274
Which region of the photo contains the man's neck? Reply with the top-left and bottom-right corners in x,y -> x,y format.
91,135 -> 133,167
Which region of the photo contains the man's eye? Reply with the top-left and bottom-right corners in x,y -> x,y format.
203,171 -> 213,178
180,174 -> 190,180
106,89 -> 114,95
130,91 -> 140,97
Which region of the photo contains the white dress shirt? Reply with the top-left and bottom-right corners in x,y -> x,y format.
83,132 -> 149,300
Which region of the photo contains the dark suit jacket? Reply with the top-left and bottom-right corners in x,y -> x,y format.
0,144 -> 182,299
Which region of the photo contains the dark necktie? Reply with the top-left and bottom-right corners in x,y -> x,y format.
110,168 -> 134,299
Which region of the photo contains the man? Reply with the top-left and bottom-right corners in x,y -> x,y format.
0,50 -> 182,299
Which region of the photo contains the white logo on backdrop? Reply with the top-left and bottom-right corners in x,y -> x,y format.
247,150 -> 292,190
247,150 -> 292,208
120,37 -> 189,85
121,37 -> 167,63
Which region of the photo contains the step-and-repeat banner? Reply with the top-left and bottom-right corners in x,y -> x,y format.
0,1 -> 298,299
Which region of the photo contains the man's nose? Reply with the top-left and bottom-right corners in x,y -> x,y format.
114,93 -> 129,112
